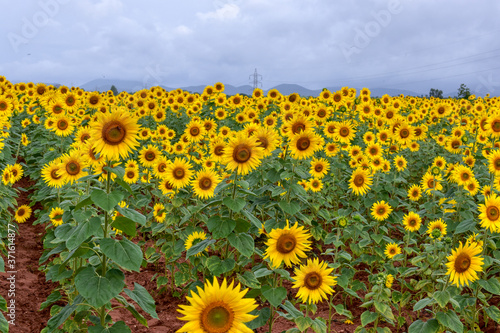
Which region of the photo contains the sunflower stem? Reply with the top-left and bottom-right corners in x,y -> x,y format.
99,161 -> 112,327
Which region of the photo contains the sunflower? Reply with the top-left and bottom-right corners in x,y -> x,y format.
153,203 -> 166,223
7,164 -> 23,183
52,114 -> 75,137
427,218 -> 447,240
349,168 -> 373,196
366,143 -> 383,159
41,159 -> 66,188
452,165 -> 475,186
371,200 -> 392,221
252,126 -> 280,157
324,143 -> 339,157
90,107 -> 140,161
292,258 -> 337,304
21,133 -> 30,146
49,207 -> 64,227
123,167 -> 139,184
385,274 -> 394,288
308,178 -> 323,192
478,193 -> 500,232
164,157 -> 193,189
57,150 -> 88,185
152,156 -> 170,179
433,156 -> 447,170
310,158 -> 330,179
488,150 -> 500,176
334,121 -> 356,143
407,184 -> 422,201
385,242 -> 401,259
402,211 -> 421,232
288,130 -> 324,160
222,131 -> 264,176
486,112 -> 500,137
446,241 -> 484,287
139,145 -> 161,168
176,277 -> 257,333
394,155 -> 407,172
393,123 -> 413,145
264,222 -> 312,268
158,177 -> 175,196
185,120 -> 206,143
185,231 -> 208,257
14,205 -> 32,223
192,168 -> 220,199
421,172 -> 443,194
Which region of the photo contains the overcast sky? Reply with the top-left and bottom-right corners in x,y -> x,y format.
1,0 -> 499,95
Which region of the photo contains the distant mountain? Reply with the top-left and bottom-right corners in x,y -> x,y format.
79,78 -> 422,97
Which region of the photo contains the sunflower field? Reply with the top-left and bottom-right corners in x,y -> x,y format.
0,75 -> 500,333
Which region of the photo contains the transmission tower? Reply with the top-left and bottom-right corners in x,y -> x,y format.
249,68 -> 263,90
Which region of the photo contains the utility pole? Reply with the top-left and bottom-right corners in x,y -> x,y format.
249,68 -> 262,90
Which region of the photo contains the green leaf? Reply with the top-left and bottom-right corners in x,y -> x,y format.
408,319 -> 439,333
278,200 -> 300,215
66,217 -> 102,250
374,301 -> 394,322
115,206 -> 146,226
280,300 -> 302,319
74,195 -> 93,211
361,311 -> 378,327
295,316 -> 313,331
100,238 -> 143,272
40,291 -> 62,311
228,232 -> 254,258
0,313 -> 7,333
186,239 -> 215,258
207,216 -> 235,239
223,197 -> 246,213
311,317 -> 327,333
88,321 -> 131,333
0,256 -> 4,273
75,267 -> 124,308
0,296 -> 5,313
433,290 -> 450,308
333,304 -> 352,318
241,209 -> 263,230
124,283 -> 159,319
111,216 -> 137,237
205,256 -> 235,275
484,305 -> 500,323
91,189 -> 124,212
237,271 -> 261,289
478,278 -> 500,295
413,297 -> 434,311
372,234 -> 383,244
46,295 -> 84,333
454,219 -> 476,234
247,307 -> 271,330
261,286 -> 287,307
436,310 -> 463,333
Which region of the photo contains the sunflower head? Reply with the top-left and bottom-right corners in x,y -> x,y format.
446,241 -> 484,287
264,222 -> 312,268
292,258 -> 337,304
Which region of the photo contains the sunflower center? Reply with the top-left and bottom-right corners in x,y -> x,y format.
377,208 -> 386,215
102,121 -> 126,145
454,252 -> 471,273
257,137 -> 269,149
314,164 -> 323,173
89,96 -> 99,105
145,151 -> 156,161
400,129 -> 410,138
66,161 -> 80,176
354,174 -> 365,187
214,146 -> 224,156
57,120 -> 68,130
494,159 -> 500,170
339,127 -> 349,137
408,218 -> 417,227
276,233 -> 296,254
66,96 -> 75,106
292,123 -> 306,134
126,171 -> 135,179
50,169 -> 61,180
158,163 -> 166,172
173,167 -> 185,179
427,179 -> 435,189
201,302 -> 234,333
232,144 -> 251,163
0,102 -> 7,110
296,137 -> 311,151
81,134 -> 90,142
190,127 -> 200,136
317,109 -> 326,118
461,173 -> 470,181
304,272 -> 322,290
492,120 -> 500,132
369,147 -> 377,155
17,208 -> 25,216
486,206 -> 500,221
451,140 -> 460,149
199,177 -> 212,190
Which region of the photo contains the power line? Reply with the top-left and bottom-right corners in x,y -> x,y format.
249,68 -> 262,90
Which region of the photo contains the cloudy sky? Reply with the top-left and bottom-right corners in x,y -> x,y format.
0,0 -> 499,95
